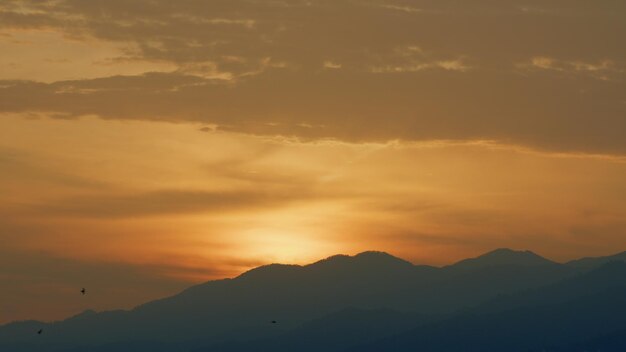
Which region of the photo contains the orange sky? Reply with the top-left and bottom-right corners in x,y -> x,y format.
1,0 -> 625,324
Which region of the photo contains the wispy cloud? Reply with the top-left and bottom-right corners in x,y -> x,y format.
520,56 -> 625,80
379,4 -> 423,14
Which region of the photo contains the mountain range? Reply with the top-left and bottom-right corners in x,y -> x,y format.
1,248 -> 625,352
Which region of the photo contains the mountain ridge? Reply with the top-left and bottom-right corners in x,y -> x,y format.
566,251 -> 626,269
350,261 -> 626,352
447,248 -> 556,270
2,248 -> 625,352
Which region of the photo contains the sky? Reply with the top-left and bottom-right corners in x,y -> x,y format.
1,0 -> 625,324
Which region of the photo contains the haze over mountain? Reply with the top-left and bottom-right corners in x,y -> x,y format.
1,249 -> 625,352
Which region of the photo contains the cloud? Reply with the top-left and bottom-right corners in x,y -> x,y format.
369,59 -> 468,73
1,0 -> 623,81
366,44 -> 469,73
1,64 -> 625,154
520,56 -> 625,80
0,147 -> 109,192
323,61 -> 342,69
0,0 -> 625,154
16,189 -> 315,219
379,4 -> 423,14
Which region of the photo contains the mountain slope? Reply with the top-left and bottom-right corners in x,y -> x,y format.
566,251 -> 626,270
446,248 -> 556,271
200,308 -> 429,352
353,262 -> 626,352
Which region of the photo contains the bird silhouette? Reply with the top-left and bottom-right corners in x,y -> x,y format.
37,329 -> 43,335
271,320 -> 277,324
81,288 -> 86,295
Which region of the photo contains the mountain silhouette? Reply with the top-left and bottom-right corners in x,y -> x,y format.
447,248 -> 556,270
351,261 -> 626,352
566,251 -> 626,270
0,249 -> 624,352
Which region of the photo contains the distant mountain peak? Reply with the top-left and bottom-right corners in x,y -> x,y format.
354,250 -> 401,259
309,251 -> 413,269
354,251 -> 414,265
449,248 -> 555,270
486,248 -> 525,254
236,263 -> 302,280
316,254 -> 352,263
566,251 -> 626,269
481,248 -> 542,258
237,252 -> 413,281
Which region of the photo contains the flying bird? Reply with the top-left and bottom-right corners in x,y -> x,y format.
81,288 -> 86,295
271,320 -> 277,324
37,329 -> 43,335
